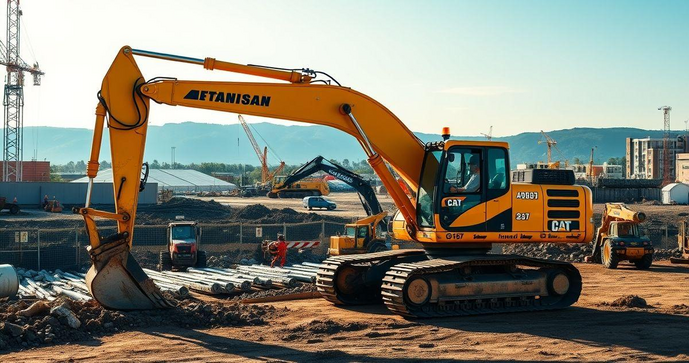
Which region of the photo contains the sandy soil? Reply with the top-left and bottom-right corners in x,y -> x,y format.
6,261 -> 689,362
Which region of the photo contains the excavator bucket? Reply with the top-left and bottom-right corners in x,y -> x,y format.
86,234 -> 172,310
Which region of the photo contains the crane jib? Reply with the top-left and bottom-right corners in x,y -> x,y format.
183,90 -> 271,107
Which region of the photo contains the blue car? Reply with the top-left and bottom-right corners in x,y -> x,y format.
303,196 -> 337,210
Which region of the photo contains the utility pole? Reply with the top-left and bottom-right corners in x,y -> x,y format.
2,0 -> 43,181
658,106 -> 672,185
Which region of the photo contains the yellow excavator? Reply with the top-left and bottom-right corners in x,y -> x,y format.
76,46 -> 593,316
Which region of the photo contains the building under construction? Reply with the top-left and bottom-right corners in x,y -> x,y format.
626,136 -> 689,180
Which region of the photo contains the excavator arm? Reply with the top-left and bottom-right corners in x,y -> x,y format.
273,155 -> 383,216
77,46 -> 424,310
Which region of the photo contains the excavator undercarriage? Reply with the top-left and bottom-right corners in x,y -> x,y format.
317,249 -> 582,318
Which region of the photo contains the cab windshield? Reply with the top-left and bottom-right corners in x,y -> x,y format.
617,223 -> 639,238
172,225 -> 195,239
416,150 -> 442,228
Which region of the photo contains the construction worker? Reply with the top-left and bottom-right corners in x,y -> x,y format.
43,194 -> 49,209
271,234 -> 288,268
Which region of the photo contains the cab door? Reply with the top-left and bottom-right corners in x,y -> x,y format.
485,147 -> 511,232
438,147 -> 486,231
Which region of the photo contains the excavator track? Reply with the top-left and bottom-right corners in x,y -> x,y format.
317,249 -> 426,305
381,255 -> 582,318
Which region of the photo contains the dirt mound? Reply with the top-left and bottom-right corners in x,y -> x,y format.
232,204 -> 271,220
670,304 -> 689,314
232,204 -> 347,224
137,198 -> 233,224
0,296 -> 280,352
280,319 -> 368,341
138,200 -> 348,224
602,295 -> 650,308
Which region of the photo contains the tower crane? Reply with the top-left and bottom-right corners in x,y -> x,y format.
658,106 -> 672,185
2,0 -> 44,181
237,114 -> 285,187
538,130 -> 568,168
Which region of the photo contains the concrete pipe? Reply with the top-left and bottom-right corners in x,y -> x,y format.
0,264 -> 20,298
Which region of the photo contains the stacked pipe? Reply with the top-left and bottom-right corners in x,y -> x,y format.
13,268 -> 189,301
10,263 -> 323,301
142,267 -> 274,294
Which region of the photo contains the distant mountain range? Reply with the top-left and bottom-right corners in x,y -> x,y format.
17,122 -> 685,166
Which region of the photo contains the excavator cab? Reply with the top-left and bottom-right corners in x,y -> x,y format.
404,142 -> 512,240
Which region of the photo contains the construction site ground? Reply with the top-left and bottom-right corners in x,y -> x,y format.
196,192 -> 397,219
6,261 -> 689,362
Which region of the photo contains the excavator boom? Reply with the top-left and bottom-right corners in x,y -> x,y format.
77,46 -> 423,310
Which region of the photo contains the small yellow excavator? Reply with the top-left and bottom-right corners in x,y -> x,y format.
587,203 -> 653,269
76,46 -> 593,317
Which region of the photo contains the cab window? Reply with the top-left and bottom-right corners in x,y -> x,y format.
486,148 -> 508,200
345,226 -> 356,237
444,149 -> 481,194
172,225 -> 194,239
439,148 -> 483,226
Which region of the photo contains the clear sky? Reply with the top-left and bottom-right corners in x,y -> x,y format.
13,0 -> 689,138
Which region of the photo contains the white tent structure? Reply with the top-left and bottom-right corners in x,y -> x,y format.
661,182 -> 689,205
73,169 -> 237,194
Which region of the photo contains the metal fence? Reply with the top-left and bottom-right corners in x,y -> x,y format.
0,221 -> 347,271
0,220 -> 682,271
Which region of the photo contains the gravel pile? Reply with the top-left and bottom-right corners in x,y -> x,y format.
0,296 -> 280,352
502,243 -> 594,263
502,243 -> 682,263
